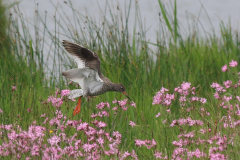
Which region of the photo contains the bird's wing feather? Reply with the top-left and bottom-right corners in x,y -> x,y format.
62,40 -> 101,75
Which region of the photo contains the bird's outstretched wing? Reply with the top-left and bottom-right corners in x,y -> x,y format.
62,40 -> 102,75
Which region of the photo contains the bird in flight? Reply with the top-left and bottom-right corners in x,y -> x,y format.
62,40 -> 131,116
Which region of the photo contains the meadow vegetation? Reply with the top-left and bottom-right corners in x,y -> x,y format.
1,0 -> 240,159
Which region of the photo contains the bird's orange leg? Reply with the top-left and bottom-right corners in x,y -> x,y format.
73,96 -> 82,116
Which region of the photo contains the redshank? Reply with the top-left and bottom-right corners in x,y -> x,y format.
62,40 -> 131,116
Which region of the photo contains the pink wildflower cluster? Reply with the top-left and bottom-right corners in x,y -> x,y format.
211,80 -> 240,110
171,147 -> 207,159
96,102 -> 110,110
211,82 -> 226,100
229,60 -> 238,67
152,87 -> 174,106
170,129 -> 232,159
170,117 -> 204,127
46,89 -> 71,108
168,60 -> 240,159
3,59 -> 240,159
111,99 -> 136,111
120,150 -> 138,160
154,151 -> 168,159
92,99 -> 136,118
175,82 -> 207,106
187,148 -> 207,158
135,139 -> 157,149
221,60 -> 238,72
0,107 -> 138,159
153,82 -> 207,112
0,123 -> 46,157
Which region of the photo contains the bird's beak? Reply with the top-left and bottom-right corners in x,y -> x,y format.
123,91 -> 132,101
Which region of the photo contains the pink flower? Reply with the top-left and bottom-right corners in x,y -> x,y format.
97,137 -> 104,145
172,148 -> 188,159
236,96 -> 240,102
31,145 -> 40,156
174,87 -> 180,92
118,99 -> 128,106
166,109 -> 170,112
0,108 -> 3,113
221,64 -> 227,72
47,135 -> 61,146
199,129 -> 206,134
200,98 -> 207,104
27,108 -> 31,112
121,106 -> 128,111
181,82 -> 191,90
229,60 -> 238,67
40,113 -> 46,117
129,121 -> 136,127
214,92 -> 219,99
112,99 -> 117,103
209,152 -> 226,160
151,139 -> 157,147
61,89 -> 70,96
191,96 -> 199,101
96,102 -> 106,109
101,111 -> 109,117
77,122 -> 89,131
223,95 -> 232,101
154,151 -> 162,159
82,143 -> 93,152
156,112 -> 161,118
135,139 -> 145,147
131,150 -> 138,159
48,97 -> 63,108
91,113 -> 98,118
112,107 -> 118,110
162,119 -> 167,124
211,82 -> 226,92
97,121 -> 107,128
223,80 -> 232,88
152,88 -> 174,106
182,131 -> 195,138
55,88 -> 60,97
172,141 -> 183,147
11,86 -> 17,91
121,151 -> 131,159
187,148 -> 207,158
130,101 -> 136,108
106,102 -> 110,108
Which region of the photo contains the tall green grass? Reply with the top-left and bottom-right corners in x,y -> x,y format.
1,0 -> 240,158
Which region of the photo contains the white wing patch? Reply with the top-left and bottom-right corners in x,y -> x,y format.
71,54 -> 85,68
95,72 -> 103,82
67,42 -> 95,69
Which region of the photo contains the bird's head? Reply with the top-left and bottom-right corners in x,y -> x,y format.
115,83 -> 131,101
